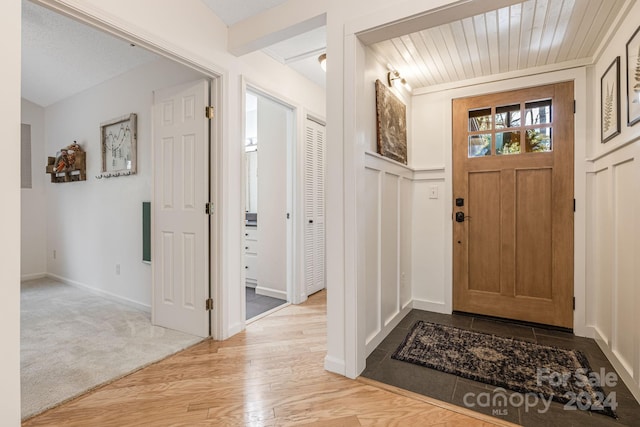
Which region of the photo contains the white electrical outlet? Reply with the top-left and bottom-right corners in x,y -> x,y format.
116,264 -> 121,275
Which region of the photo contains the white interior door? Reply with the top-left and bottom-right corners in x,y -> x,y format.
304,117 -> 326,296
152,79 -> 209,337
255,95 -> 289,300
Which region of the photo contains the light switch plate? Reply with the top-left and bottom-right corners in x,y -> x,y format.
429,185 -> 438,199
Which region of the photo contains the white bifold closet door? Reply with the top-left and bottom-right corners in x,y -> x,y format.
304,117 -> 326,296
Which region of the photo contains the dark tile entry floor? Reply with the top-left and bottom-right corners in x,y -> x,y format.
246,287 -> 286,320
361,309 -> 640,426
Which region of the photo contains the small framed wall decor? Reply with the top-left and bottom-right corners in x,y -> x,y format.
601,57 -> 621,143
98,113 -> 137,178
626,25 -> 640,126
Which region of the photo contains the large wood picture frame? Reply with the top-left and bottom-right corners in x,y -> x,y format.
375,79 -> 407,164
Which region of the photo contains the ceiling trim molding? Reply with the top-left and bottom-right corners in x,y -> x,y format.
411,57 -> 593,96
229,12 -> 326,56
354,0 -> 523,45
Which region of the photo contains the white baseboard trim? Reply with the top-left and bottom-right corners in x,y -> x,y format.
226,322 -> 245,339
20,272 -> 47,282
412,298 -> 449,314
365,305 -> 413,356
593,328 -> 640,404
255,285 -> 287,300
324,355 -> 346,376
46,273 -> 151,313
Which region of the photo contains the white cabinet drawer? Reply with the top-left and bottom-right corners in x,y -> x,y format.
245,254 -> 257,280
244,240 -> 258,254
245,227 -> 258,241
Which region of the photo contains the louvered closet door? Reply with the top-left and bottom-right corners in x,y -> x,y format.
304,118 -> 326,296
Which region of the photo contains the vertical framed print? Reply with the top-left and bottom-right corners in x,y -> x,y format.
601,57 -> 620,143
99,113 -> 137,178
626,25 -> 640,126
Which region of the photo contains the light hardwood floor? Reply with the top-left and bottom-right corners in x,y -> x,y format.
23,290 -> 515,426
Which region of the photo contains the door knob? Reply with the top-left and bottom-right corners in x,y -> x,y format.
455,212 -> 465,222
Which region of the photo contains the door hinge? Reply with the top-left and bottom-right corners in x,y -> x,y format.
573,100 -> 576,114
573,297 -> 575,310
206,298 -> 213,311
205,202 -> 214,215
573,199 -> 576,212
205,106 -> 214,119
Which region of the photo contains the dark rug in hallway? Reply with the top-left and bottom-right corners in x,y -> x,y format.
392,321 -> 617,419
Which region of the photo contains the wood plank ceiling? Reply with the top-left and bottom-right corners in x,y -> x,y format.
369,0 -> 625,89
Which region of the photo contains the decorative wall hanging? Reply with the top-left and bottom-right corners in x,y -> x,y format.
601,57 -> 620,143
97,113 -> 137,178
626,25 -> 640,126
45,141 -> 86,183
375,79 -> 408,164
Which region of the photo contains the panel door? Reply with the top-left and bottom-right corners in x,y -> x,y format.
152,79 -> 209,337
452,82 -> 574,328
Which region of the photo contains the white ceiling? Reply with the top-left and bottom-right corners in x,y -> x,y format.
22,0 -> 626,106
21,0 -> 160,107
262,26 -> 327,88
369,0 -> 625,90
200,0 -> 327,88
200,0 -> 289,26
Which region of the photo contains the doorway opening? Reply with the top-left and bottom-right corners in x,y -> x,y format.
243,88 -> 295,322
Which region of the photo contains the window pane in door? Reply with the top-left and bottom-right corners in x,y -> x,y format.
495,104 -> 520,129
525,127 -> 552,152
469,108 -> 492,131
525,100 -> 552,125
468,134 -> 491,157
496,131 -> 521,155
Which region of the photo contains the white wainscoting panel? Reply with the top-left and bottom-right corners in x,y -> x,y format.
612,159 -> 636,376
592,168 -> 612,345
589,147 -> 640,403
411,174 -> 447,313
363,152 -> 414,354
381,172 -> 400,327
364,167 -> 381,344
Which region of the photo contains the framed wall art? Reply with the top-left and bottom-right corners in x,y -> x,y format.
626,25 -> 640,126
601,57 -> 620,143
375,79 -> 407,164
98,113 -> 137,178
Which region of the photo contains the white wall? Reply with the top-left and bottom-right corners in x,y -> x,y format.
360,47 -> 413,354
586,0 -> 640,402
21,99 -> 47,280
44,58 -> 202,310
0,0 -> 22,423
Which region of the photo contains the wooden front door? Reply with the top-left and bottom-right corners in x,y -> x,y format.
452,82 -> 574,328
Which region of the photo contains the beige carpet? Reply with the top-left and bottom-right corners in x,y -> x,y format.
21,278 -> 203,420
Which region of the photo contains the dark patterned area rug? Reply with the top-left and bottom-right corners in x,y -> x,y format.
392,321 -> 617,418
